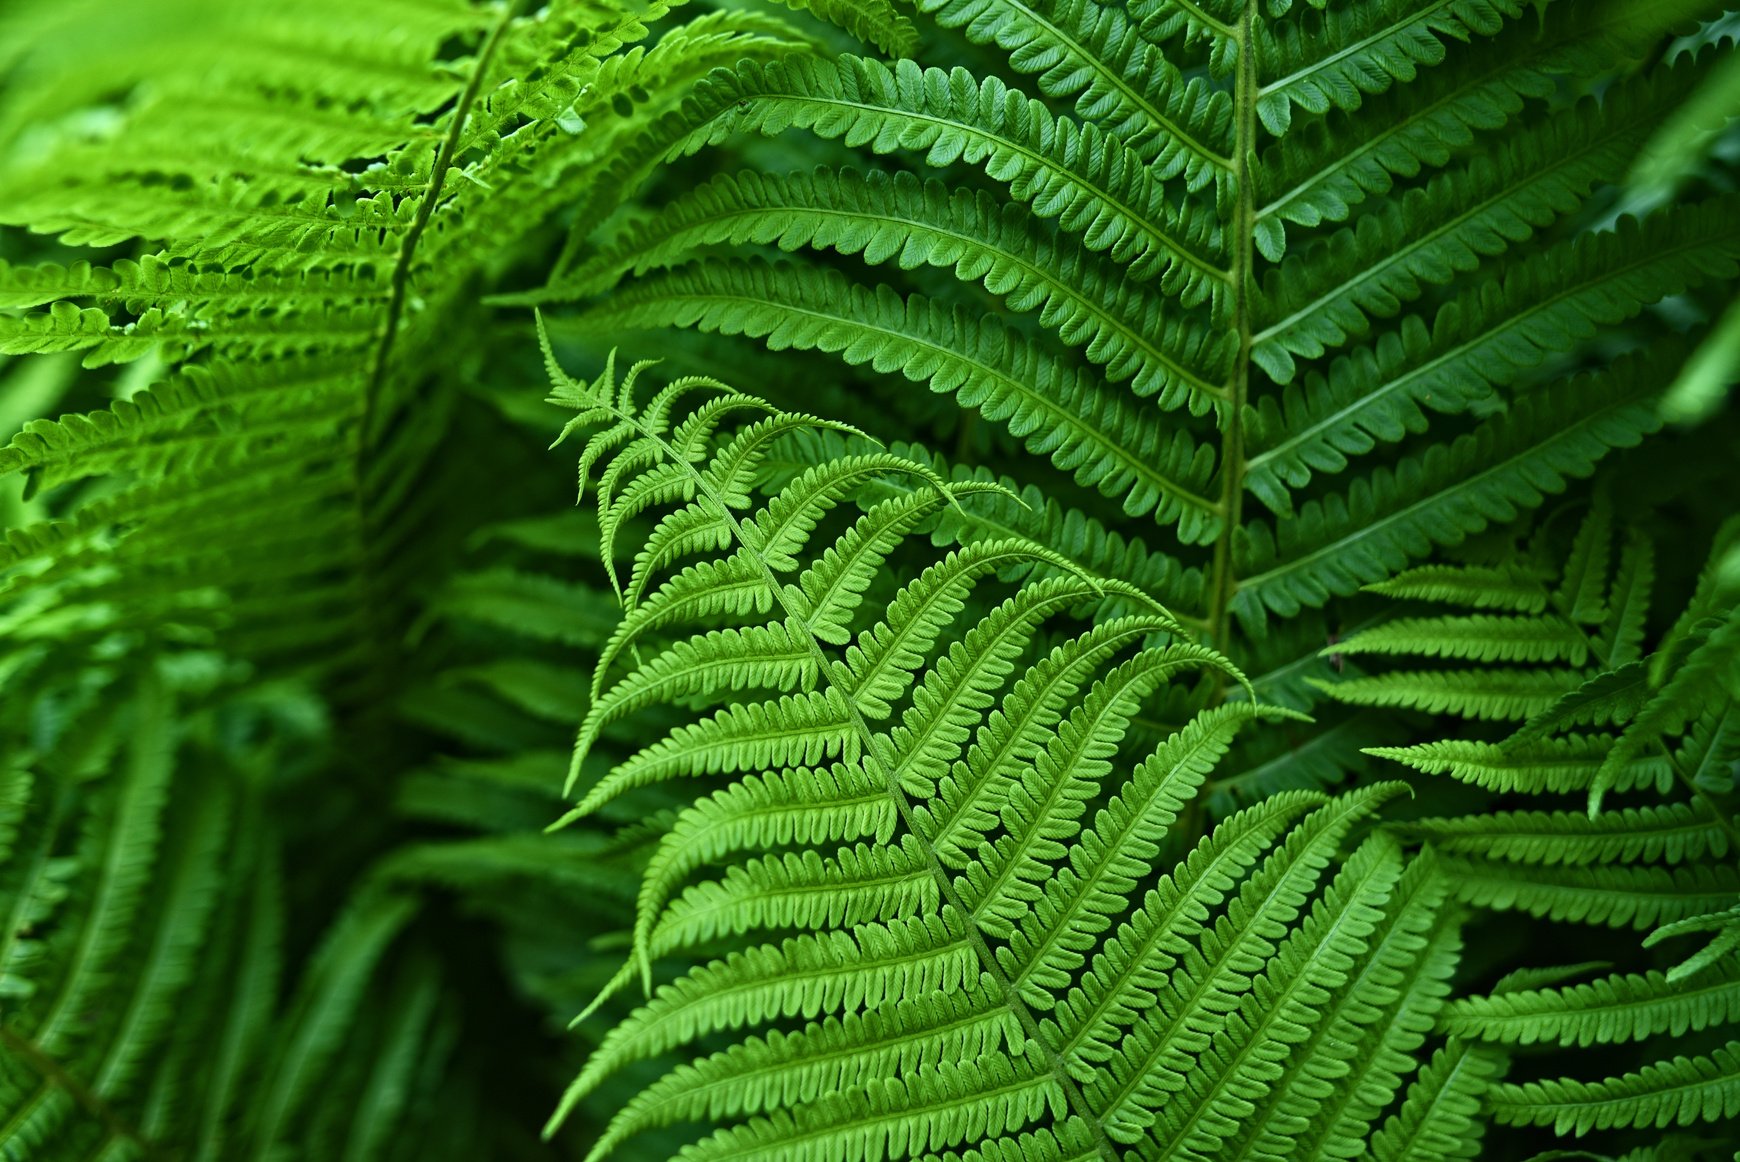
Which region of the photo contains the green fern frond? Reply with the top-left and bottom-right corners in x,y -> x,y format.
914,0 -> 1235,193
1362,563 -> 1552,612
766,0 -> 917,56
1370,1037 -> 1508,1162
1487,1041 -> 1740,1136
1254,0 -> 1529,137
1393,802 -> 1731,866
1330,614 -> 1589,665
670,56 -> 1232,309
1442,961 -> 1740,1048
1252,57 -> 1705,380
1435,855 -> 1740,931
530,168 -> 1232,414
1316,669 -> 1578,721
1235,339 -> 1672,625
1646,904 -> 1740,985
563,262 -> 1225,542
5,0 -> 1740,1156
538,348 -> 1447,1160
1243,203 -> 1739,509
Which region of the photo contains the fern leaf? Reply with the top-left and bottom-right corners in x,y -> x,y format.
1316,668 -> 1578,721
1393,801 -> 1730,866
1000,703 -> 1265,1007
1252,60 -> 1701,378
1436,857 -> 1740,931
1557,492 -> 1616,626
543,356 -> 1441,1162
1253,878 -> 1465,1160
1598,530 -> 1656,671
1487,1040 -> 1740,1135
777,431 -> 1209,623
764,0 -> 917,56
1141,833 -> 1408,1157
1083,784 -> 1407,1143
1361,564 -> 1551,613
1244,203 -> 1739,509
672,57 -> 1232,309
537,169 -> 1233,414
1254,0 -> 1527,136
1371,1038 -> 1508,1162
569,261 -> 1225,541
913,0 -> 1235,191
1331,614 -> 1589,665
1441,961 -> 1740,1048
1512,662 -> 1651,745
1234,340 -> 1671,625
921,615 -> 1199,866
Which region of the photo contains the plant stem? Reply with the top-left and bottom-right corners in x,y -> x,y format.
1207,0 -> 1260,666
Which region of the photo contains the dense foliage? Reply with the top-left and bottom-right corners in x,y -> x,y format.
1,0 -> 1738,1158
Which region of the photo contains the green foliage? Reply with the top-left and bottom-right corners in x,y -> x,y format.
0,0 -> 1738,1158
1325,502 -> 1740,1150
541,342 -> 1463,1161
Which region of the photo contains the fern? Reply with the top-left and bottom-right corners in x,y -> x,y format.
1328,500 -> 1740,1149
2,0 -> 1739,1157
538,339 -> 1464,1161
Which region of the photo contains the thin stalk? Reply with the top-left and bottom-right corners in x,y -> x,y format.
1206,0 -> 1260,664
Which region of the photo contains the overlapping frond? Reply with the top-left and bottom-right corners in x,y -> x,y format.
563,260 -> 1225,542
671,56 -> 1232,310
1232,340 -> 1672,626
5,0 -> 1740,1157
0,630 -> 449,1159
1325,499 -> 1740,1148
539,344 -> 1451,1161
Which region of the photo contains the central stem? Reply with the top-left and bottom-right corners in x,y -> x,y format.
1207,0 -> 1260,662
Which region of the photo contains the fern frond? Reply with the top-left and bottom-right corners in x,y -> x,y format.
1252,3 -> 1662,248
1370,1038 -> 1508,1162
1442,961 -> 1740,1048
1234,339 -> 1671,625
1252,58 -> 1702,379
773,430 -> 1210,624
913,0 -> 1235,192
539,350 -> 1445,1161
1254,0 -> 1528,136
1087,786 -> 1408,1144
1330,614 -> 1589,665
670,56 -> 1233,310
1436,857 -> 1740,931
1487,1041 -> 1740,1135
1393,801 -> 1731,865
1244,203 -> 1739,508
1233,858 -> 1464,1160
766,0 -> 917,56
1362,564 -> 1551,612
565,262 -> 1225,542
1316,668 -> 1578,721
531,168 -> 1232,414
